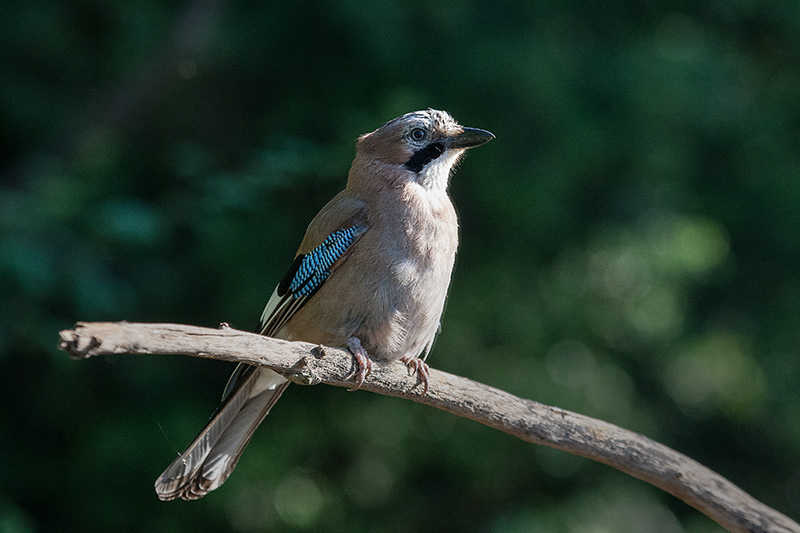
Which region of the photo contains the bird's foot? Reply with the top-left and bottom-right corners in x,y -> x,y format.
346,337 -> 373,391
401,356 -> 430,395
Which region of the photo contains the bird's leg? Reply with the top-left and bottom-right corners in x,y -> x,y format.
346,337 -> 373,391
400,356 -> 430,395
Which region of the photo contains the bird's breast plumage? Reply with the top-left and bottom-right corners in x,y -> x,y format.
359,183 -> 458,361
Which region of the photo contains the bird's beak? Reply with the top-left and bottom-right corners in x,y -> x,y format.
445,127 -> 495,150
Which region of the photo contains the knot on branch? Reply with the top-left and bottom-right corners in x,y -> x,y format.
285,356 -> 322,386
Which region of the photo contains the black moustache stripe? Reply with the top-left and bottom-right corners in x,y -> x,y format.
404,143 -> 445,173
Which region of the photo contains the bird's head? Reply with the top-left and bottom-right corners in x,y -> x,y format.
352,109 -> 494,191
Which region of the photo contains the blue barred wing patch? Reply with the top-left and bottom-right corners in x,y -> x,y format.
259,210 -> 369,337
288,225 -> 364,298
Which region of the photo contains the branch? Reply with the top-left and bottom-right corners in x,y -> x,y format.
59,321 -> 799,533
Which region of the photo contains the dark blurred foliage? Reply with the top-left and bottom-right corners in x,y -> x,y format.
2,1 -> 799,531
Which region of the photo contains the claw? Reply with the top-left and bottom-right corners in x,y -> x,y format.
400,356 -> 430,395
346,337 -> 373,391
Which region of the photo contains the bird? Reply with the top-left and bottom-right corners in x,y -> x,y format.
154,109 -> 494,501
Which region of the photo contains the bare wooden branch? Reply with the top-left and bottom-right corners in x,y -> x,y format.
59,321 -> 799,533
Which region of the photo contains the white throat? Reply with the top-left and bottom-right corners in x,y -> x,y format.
416,149 -> 463,191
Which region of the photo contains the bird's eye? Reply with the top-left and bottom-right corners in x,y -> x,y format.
409,128 -> 426,142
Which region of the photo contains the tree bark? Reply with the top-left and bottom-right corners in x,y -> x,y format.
59,321 -> 799,533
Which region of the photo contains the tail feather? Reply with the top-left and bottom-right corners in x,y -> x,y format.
155,368 -> 289,501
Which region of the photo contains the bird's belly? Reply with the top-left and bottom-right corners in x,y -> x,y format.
359,254 -> 452,361
281,255 -> 451,362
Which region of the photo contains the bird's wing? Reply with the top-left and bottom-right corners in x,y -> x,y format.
257,194 -> 369,337
216,194 -> 368,406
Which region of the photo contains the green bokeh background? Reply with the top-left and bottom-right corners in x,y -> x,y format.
2,1 -> 799,531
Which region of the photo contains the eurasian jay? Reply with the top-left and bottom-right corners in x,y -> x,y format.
155,109 -> 494,500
